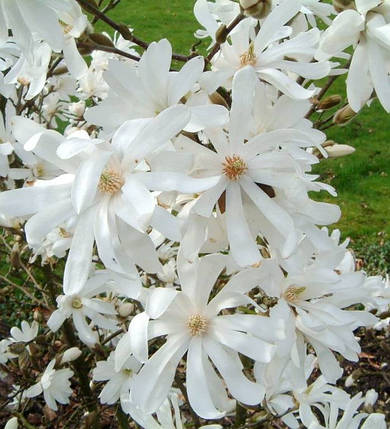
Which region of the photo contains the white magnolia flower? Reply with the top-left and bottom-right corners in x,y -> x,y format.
48,270 -> 140,345
10,321 -> 38,343
202,0 -> 330,97
309,392 -> 386,429
142,67 -> 339,266
85,39 -> 229,133
0,106 -> 189,295
5,40 -> 52,100
246,257 -> 378,382
25,359 -> 73,411
316,1 -> 390,112
0,0 -> 88,79
117,254 -> 281,419
93,351 -> 142,408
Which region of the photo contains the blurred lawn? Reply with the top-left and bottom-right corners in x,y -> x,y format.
97,1 -> 389,243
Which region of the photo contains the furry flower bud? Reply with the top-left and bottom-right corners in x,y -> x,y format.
240,0 -> 272,19
333,0 -> 356,12
118,302 -> 135,318
61,347 -> 82,364
317,95 -> 342,110
325,143 -> 355,158
333,105 -> 357,125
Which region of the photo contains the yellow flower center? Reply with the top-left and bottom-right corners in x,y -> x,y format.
283,286 -> 306,303
222,155 -> 248,181
72,297 -> 83,309
187,314 -> 209,336
98,169 -> 124,194
240,44 -> 257,67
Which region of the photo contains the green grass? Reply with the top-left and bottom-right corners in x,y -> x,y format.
98,1 -> 390,245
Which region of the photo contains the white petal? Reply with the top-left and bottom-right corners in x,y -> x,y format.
131,334 -> 189,413
129,312 -> 150,363
128,105 -> 191,160
63,37 -> 88,79
225,182 -> 260,267
63,207 -> 96,295
186,337 -> 225,419
229,66 -> 257,147
185,104 -> 229,133
25,199 -> 74,246
115,330 -> 133,371
137,172 -> 220,193
367,36 -> 390,112
146,288 -> 178,319
240,176 -> 296,257
72,149 -> 111,214
254,0 -> 301,53
347,41 -> 372,112
204,338 -> 264,405
168,56 -> 204,105
47,310 -> 67,332
25,382 -> 43,398
259,68 -> 314,99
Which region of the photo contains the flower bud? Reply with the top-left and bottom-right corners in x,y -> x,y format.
364,389 -> 378,407
33,308 -> 44,323
5,417 -> 18,429
88,33 -> 115,48
240,0 -> 272,19
317,95 -> 342,110
69,101 -> 86,118
325,143 -> 355,158
333,105 -> 357,125
61,347 -> 82,363
333,0 -> 356,12
118,302 -> 135,318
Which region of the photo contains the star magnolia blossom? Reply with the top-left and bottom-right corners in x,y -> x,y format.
85,38 -> 229,133
0,105 -> 190,294
93,351 -> 142,408
116,254 -> 283,419
316,0 -> 390,112
201,0 -> 330,97
244,258 -> 378,382
141,66 -> 339,266
48,270 -> 140,345
25,359 -> 73,411
0,0 -> 389,426
309,392 -> 386,429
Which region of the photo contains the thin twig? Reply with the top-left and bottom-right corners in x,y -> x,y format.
78,41 -> 140,62
76,0 -> 191,62
306,59 -> 352,119
205,14 -> 245,65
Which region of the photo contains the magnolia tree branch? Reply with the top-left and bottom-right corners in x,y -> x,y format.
306,58 -> 353,119
205,14 -> 246,64
76,0 -> 193,62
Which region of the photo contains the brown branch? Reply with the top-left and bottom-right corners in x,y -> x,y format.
205,14 -> 246,65
305,59 -> 352,119
78,41 -> 141,62
76,0 -> 191,62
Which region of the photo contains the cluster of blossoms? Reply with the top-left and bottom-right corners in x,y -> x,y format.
0,0 -> 389,427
